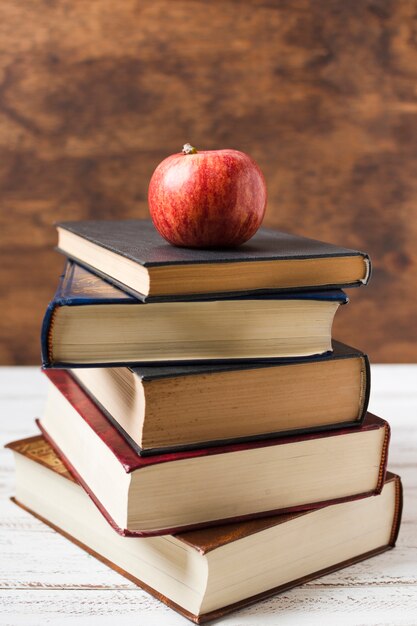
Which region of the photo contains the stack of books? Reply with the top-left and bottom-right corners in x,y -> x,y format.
7,220 -> 402,623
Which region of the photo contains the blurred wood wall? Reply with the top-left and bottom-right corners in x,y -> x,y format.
1,0 -> 416,364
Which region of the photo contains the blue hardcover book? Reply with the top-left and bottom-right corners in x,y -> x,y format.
41,262 -> 348,368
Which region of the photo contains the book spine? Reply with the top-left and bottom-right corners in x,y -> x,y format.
389,476 -> 403,547
363,253 -> 372,286
376,422 -> 391,494
359,353 -> 371,422
40,263 -> 73,368
40,302 -> 57,368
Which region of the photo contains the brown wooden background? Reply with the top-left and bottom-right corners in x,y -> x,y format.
1,0 -> 416,364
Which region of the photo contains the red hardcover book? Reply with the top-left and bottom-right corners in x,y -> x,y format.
7,435 -> 401,624
40,369 -> 390,537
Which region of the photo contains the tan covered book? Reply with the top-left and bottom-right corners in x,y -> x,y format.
7,435 -> 402,623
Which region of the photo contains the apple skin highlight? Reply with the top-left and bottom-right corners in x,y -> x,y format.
148,148 -> 267,248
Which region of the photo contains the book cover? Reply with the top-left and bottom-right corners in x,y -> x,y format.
128,339 -> 369,382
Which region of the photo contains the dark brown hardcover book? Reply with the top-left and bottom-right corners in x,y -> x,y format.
39,369 -> 390,537
7,435 -> 402,624
56,219 -> 371,300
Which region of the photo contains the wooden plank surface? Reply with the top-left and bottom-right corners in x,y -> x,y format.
0,365 -> 416,624
1,1 -> 417,363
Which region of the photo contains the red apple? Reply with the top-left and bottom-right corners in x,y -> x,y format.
148,145 -> 267,248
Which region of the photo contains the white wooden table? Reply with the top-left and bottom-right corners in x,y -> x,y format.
0,366 -> 416,625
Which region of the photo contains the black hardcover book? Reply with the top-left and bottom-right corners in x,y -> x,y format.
56,219 -> 371,301
71,341 -> 370,455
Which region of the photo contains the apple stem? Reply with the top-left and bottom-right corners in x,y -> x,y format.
182,143 -> 198,155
